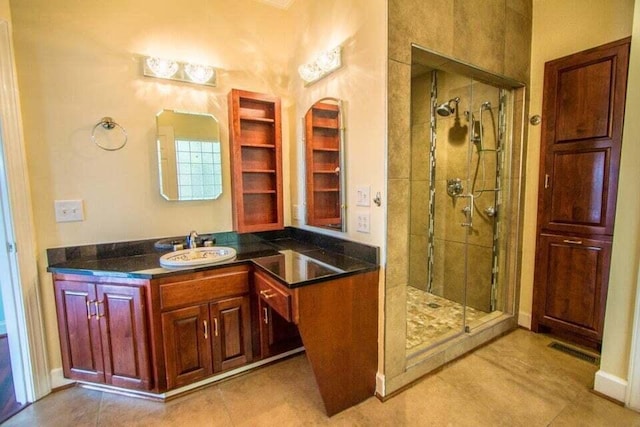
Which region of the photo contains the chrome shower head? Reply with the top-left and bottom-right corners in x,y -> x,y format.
436,97 -> 460,117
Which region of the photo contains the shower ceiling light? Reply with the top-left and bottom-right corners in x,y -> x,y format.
143,56 -> 216,87
298,46 -> 342,86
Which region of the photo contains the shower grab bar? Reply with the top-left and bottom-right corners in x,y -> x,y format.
457,193 -> 474,228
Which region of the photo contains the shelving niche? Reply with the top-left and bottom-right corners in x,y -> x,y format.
228,89 -> 283,232
305,102 -> 341,228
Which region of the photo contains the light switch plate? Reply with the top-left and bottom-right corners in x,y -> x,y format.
356,186 -> 370,207
54,200 -> 84,222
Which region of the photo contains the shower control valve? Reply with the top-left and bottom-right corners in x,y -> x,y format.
447,178 -> 464,197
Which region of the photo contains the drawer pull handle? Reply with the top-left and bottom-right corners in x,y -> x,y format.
263,307 -> 269,324
86,300 -> 92,320
563,239 -> 583,245
203,320 -> 208,340
260,290 -> 276,299
213,318 -> 219,337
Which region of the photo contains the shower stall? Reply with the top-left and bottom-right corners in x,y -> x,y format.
406,52 -> 521,354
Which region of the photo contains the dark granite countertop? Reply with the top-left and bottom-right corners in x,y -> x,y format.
47,227 -> 379,288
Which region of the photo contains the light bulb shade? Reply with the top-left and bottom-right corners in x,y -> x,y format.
298,63 -> 321,83
142,56 -> 217,87
184,63 -> 215,84
145,57 -> 179,78
316,47 -> 341,72
298,46 -> 342,86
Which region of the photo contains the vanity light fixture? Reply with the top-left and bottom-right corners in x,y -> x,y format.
143,56 -> 216,87
298,46 -> 342,86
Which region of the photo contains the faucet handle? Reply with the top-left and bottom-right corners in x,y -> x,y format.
187,230 -> 199,248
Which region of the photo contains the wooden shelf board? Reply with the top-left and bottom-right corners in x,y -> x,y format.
241,143 -> 276,149
243,190 -> 277,195
239,116 -> 275,124
242,169 -> 276,174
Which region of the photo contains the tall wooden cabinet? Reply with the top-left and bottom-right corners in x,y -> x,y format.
228,89 -> 283,233
305,102 -> 342,228
532,38 -> 631,347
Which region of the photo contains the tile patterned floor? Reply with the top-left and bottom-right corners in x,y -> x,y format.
406,286 -> 487,351
4,329 -> 640,426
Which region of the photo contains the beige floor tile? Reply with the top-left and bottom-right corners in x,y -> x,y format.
5,330 -> 640,426
550,389 -> 640,427
438,352 -> 572,426
3,386 -> 102,427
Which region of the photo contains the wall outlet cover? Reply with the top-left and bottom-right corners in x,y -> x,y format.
54,199 -> 84,222
356,212 -> 370,233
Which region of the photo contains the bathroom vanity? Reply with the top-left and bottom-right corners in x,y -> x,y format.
48,228 -> 379,416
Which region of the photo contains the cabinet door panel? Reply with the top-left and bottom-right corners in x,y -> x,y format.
533,234 -> 611,341
211,296 -> 252,372
97,284 -> 152,390
162,305 -> 212,389
555,58 -> 613,142
54,281 -> 104,383
548,149 -> 608,228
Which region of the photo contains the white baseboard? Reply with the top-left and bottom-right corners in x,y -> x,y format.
517,311 -> 531,329
594,370 -> 628,403
376,372 -> 385,397
50,368 -> 74,390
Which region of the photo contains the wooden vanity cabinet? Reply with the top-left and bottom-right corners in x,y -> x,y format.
53,274 -> 153,391
155,266 -> 253,389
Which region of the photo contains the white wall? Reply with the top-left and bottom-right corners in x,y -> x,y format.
287,0 -> 387,250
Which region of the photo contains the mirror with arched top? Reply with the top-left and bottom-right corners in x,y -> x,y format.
156,110 -> 222,201
304,98 -> 345,231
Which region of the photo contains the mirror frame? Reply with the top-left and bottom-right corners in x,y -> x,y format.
303,97 -> 346,232
156,109 -> 222,201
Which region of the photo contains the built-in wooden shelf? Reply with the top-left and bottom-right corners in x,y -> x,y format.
229,89 -> 283,233
305,102 -> 341,227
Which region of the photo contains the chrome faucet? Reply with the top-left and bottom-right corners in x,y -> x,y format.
188,230 -> 198,249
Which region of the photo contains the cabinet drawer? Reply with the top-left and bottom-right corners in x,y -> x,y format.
160,269 -> 249,310
255,270 -> 296,323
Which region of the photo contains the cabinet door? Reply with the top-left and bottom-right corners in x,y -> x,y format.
538,39 -> 629,236
257,298 -> 301,359
96,284 -> 152,390
54,280 -> 104,383
533,234 -> 611,342
211,296 -> 252,372
162,305 -> 212,389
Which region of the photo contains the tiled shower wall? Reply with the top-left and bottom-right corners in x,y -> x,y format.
385,0 -> 531,394
409,70 -> 502,313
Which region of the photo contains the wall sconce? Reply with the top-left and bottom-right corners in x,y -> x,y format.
298,46 -> 342,86
143,56 -> 216,87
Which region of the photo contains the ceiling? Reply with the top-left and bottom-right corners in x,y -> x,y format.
253,0 -> 296,9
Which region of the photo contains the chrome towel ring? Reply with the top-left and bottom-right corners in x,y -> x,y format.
91,117 -> 127,151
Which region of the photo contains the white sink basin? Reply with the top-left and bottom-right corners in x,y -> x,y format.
160,247 -> 237,269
